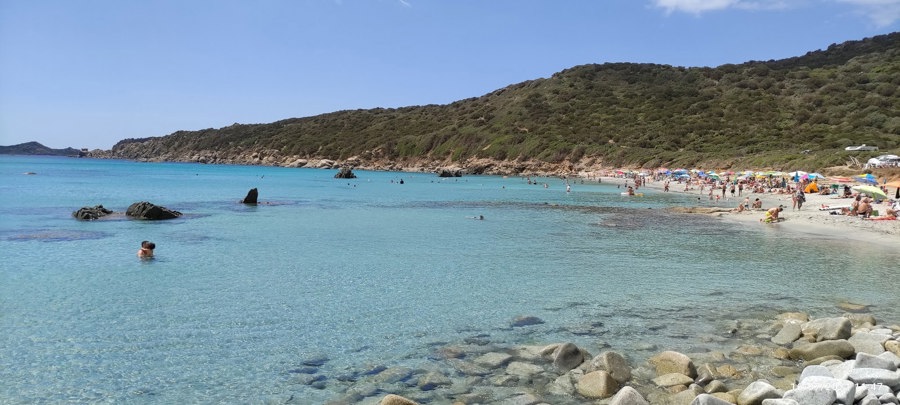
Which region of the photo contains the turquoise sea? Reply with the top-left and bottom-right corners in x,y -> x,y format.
1,155 -> 898,404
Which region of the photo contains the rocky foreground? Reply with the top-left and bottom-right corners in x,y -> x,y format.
299,311 -> 900,405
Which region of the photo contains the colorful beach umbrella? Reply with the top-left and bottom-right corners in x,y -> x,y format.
854,174 -> 877,185
852,185 -> 887,200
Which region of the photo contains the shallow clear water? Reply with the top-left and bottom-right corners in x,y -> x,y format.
1,156 -> 898,403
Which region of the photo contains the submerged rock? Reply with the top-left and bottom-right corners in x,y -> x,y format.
511,315 -> 544,327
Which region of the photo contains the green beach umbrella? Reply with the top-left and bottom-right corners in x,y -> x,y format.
852,185 -> 887,200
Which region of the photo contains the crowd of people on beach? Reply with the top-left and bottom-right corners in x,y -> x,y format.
606,169 -> 899,226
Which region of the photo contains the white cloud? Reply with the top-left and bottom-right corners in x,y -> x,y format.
653,0 -> 740,14
835,0 -> 900,27
652,0 -> 899,26
651,0 -> 790,14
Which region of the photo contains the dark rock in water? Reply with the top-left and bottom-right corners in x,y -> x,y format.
511,315 -> 545,327
334,167 -> 357,179
301,353 -> 329,367
72,205 -> 113,220
437,168 -> 463,177
242,188 -> 259,204
126,201 -> 182,220
287,366 -> 318,374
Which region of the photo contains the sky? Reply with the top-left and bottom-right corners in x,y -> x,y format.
1,0 -> 899,150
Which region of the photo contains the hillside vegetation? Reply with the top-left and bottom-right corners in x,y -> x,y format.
108,32 -> 900,173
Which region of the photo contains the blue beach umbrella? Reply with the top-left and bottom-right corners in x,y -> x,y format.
854,174 -> 877,185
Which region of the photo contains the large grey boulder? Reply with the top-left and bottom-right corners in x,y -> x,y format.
789,340 -> 855,361
649,351 -> 697,378
782,387 -> 836,405
593,351 -> 632,383
772,321 -> 803,345
551,343 -> 586,373
609,386 -> 649,405
848,332 -> 889,355
847,368 -> 900,388
126,201 -> 182,220
802,317 -> 851,342
798,365 -> 832,382
797,375 -> 856,404
575,370 -> 618,399
737,380 -> 781,405
855,352 -> 897,370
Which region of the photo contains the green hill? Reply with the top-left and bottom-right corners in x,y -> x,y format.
108,32 -> 900,173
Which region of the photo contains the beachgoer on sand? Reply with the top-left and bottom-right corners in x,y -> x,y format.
761,206 -> 783,223
795,189 -> 806,210
138,241 -> 155,259
752,198 -> 762,209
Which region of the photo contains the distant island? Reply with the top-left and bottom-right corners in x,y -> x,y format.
0,142 -> 86,157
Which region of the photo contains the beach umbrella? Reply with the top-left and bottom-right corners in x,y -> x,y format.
852,185 -> 887,200
854,174 -> 877,184
808,173 -> 824,179
788,171 -> 808,177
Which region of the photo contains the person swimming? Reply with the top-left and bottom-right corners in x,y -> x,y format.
137,240 -> 155,259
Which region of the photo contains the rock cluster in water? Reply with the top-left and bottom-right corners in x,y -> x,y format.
72,202 -> 183,220
335,167 -> 357,179
281,311 -> 900,405
72,205 -> 114,220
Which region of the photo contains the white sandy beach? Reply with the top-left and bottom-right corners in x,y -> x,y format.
606,176 -> 900,249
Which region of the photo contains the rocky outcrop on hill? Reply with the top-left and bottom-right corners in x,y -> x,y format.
126,201 -> 182,220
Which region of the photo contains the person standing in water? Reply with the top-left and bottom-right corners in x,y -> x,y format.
137,241 -> 155,259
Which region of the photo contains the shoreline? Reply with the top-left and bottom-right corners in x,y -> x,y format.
617,176 -> 900,249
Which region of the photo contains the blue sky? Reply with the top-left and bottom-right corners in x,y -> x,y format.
1,0 -> 898,150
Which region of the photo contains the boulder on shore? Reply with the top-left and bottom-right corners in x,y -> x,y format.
72,205 -> 113,220
242,188 -> 259,204
126,201 -> 182,220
